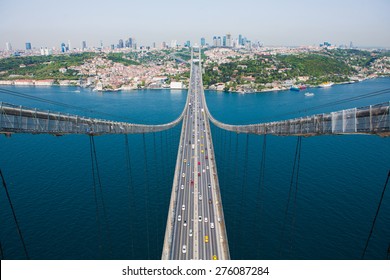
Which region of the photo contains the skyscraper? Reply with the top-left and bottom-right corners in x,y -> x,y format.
217,36 -> 221,47
5,42 -> 12,51
200,37 -> 206,47
82,41 -> 87,50
226,33 -> 231,48
222,36 -> 226,47
61,43 -> 66,53
213,36 -> 217,47
238,34 -> 242,46
118,39 -> 124,48
25,42 -> 32,50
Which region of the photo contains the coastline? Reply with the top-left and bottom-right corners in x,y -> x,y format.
0,75 -> 388,93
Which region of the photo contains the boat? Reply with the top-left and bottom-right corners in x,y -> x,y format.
304,92 -> 315,97
290,86 -> 300,91
298,85 -> 307,90
319,82 -> 334,88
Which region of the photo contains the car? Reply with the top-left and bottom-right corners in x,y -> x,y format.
213,255 -> 218,260
178,215 -> 181,221
210,222 -> 215,229
182,204 -> 185,211
208,184 -> 211,188
199,216 -> 202,222
187,163 -> 190,166
182,173 -> 185,178
189,229 -> 193,237
198,172 -> 200,176
183,220 -> 187,227
184,159 -> 187,163
201,150 -> 204,153
204,217 -> 208,223
204,235 -> 209,243
206,166 -> 209,170
205,155 -> 208,159
191,180 -> 194,185
202,169 -> 205,173
199,194 -> 202,200
182,245 -> 187,254
209,199 -> 212,204
198,161 -> 200,165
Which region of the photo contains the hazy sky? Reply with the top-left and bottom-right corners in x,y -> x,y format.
1,0 -> 389,50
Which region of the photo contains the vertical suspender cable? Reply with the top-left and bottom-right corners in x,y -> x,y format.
232,133 -> 239,256
237,134 -> 249,259
124,134 -> 135,259
289,136 -> 302,255
142,133 -> 151,259
153,132 -> 159,258
89,136 -> 103,257
0,169 -> 29,259
255,134 -> 267,257
90,136 -> 112,258
0,240 -> 3,259
279,136 -> 302,258
361,170 -> 390,259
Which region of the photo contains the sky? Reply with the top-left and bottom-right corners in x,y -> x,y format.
1,0 -> 390,50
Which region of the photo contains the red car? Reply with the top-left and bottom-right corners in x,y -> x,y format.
198,172 -> 200,176
198,161 -> 200,165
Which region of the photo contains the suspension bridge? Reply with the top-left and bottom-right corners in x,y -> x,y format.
0,47 -> 389,260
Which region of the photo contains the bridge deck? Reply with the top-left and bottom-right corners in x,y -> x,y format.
162,50 -> 230,260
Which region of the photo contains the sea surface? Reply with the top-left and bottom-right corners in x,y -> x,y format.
0,78 -> 389,260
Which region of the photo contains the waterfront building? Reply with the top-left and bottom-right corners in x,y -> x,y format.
25,42 -> 32,50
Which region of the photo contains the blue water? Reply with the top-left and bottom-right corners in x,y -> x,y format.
0,79 -> 389,260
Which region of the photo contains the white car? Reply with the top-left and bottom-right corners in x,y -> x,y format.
182,204 -> 185,211
210,222 -> 215,229
178,215 -> 181,221
202,169 -> 205,173
204,217 -> 208,223
208,184 -> 211,188
199,216 -> 202,222
181,184 -> 184,190
206,166 -> 209,170
182,245 -> 187,254
189,229 -> 193,237
182,173 -> 185,178
199,194 -> 202,200
183,220 -> 187,227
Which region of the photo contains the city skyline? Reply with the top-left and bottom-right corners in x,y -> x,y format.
1,0 -> 390,50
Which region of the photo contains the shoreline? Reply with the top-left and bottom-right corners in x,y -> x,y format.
1,76 -> 389,93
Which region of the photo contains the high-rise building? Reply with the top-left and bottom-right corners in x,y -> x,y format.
185,40 -> 191,47
222,36 -> 226,47
213,36 -> 217,47
171,40 -> 177,48
118,39 -> 124,48
200,37 -> 206,47
67,40 -> 71,51
238,34 -> 242,46
82,41 -> 87,50
217,36 -> 221,47
226,33 -> 231,47
25,42 -> 32,50
5,42 -> 12,51
61,43 -> 66,53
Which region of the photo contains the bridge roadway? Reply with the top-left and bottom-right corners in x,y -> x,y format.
161,52 -> 230,260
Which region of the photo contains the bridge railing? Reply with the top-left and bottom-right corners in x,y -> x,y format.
0,102 -> 186,135
205,101 -> 390,137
